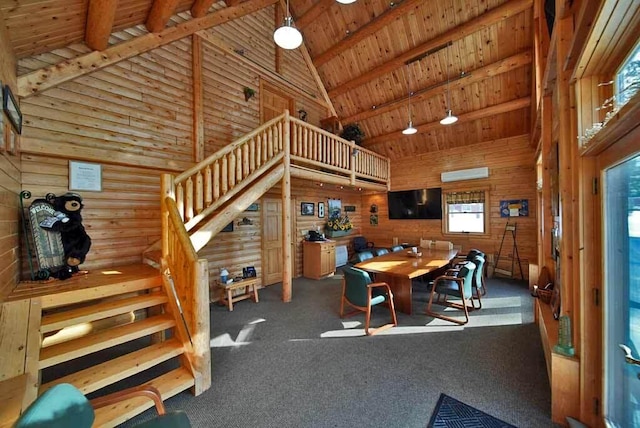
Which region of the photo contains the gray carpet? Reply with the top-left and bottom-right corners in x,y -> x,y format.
125,271 -> 554,428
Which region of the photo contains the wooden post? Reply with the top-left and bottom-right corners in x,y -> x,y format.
161,174 -> 175,259
541,95 -> 552,269
282,110 -> 292,302
192,35 -> 204,163
192,259 -> 211,395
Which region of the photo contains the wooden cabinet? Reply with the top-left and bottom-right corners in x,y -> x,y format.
303,241 -> 336,279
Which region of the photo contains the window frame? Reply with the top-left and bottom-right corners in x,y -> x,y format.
442,187 -> 490,237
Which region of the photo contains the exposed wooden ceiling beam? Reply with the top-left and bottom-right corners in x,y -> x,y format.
295,0 -> 334,29
146,0 -> 181,33
190,0 -> 217,18
362,97 -> 532,148
342,51 -> 532,124
18,0 -> 278,98
327,0 -> 533,98
313,0 -> 423,67
85,0 -> 118,51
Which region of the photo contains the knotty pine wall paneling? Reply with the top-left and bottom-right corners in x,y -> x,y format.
16,37 -> 195,274
362,134 -> 536,278
20,154 -> 164,274
0,18 -> 20,301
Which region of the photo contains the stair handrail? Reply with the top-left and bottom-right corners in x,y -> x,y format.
160,194 -> 211,394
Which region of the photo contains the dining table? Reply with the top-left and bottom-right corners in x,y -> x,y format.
354,248 -> 459,314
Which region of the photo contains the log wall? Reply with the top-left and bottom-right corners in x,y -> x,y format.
201,178 -> 363,287
361,134 -> 536,278
0,17 -> 20,301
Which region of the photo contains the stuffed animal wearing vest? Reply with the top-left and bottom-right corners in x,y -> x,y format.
49,192 -> 92,278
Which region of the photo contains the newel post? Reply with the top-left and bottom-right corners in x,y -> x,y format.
282,109 -> 292,302
349,141 -> 356,185
160,174 -> 175,259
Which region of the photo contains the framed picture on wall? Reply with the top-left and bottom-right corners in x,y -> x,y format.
3,85 -> 22,134
301,202 -> 314,216
318,202 -> 325,218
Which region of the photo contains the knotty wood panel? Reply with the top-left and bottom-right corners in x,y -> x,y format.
17,38 -> 195,172
0,18 -> 20,302
200,33 -> 328,158
361,134 -> 536,278
20,154 -> 164,275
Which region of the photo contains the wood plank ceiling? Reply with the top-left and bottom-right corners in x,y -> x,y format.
0,0 -> 533,160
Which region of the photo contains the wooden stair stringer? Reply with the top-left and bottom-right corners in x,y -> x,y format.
191,162 -> 284,252
39,338 -> 185,395
93,366 -> 195,428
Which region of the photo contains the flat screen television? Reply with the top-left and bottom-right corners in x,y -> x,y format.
387,188 -> 443,220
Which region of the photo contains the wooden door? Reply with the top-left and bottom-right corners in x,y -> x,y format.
262,198 -> 283,286
260,83 -> 294,123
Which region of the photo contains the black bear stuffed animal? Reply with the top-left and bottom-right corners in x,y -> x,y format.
49,192 -> 92,279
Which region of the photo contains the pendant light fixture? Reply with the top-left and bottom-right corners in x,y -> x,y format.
440,44 -> 458,125
273,0 -> 302,50
402,63 -> 417,135
336,0 -> 357,4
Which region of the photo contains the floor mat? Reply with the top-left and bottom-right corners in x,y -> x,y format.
427,393 -> 516,428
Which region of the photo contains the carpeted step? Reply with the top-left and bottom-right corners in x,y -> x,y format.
39,337 -> 185,395
93,367 -> 195,428
39,315 -> 176,369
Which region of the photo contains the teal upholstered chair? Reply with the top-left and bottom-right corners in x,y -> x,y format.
353,250 -> 374,263
390,245 -> 404,252
15,383 -> 191,428
374,248 -> 389,256
470,254 -> 486,308
426,261 -> 476,325
340,266 -> 398,336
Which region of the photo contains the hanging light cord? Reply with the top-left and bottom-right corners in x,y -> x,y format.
407,64 -> 412,121
446,47 -> 451,112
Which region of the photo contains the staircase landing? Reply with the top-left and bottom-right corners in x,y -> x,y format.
7,264 -> 161,306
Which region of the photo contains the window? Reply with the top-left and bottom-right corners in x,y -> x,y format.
445,190 -> 487,234
615,39 -> 640,108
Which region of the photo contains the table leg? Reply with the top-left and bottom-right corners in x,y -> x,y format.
226,289 -> 234,311
376,273 -> 412,315
252,284 -> 259,303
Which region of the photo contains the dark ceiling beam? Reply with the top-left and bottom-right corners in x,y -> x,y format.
341,51 -> 532,124
327,0 -> 533,99
85,0 -> 118,51
295,0 -> 334,29
313,0 -> 423,67
362,97 -> 532,148
146,0 -> 181,33
191,0 -> 217,18
18,0 -> 278,97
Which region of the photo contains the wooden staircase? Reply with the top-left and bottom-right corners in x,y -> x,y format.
7,264 -> 198,427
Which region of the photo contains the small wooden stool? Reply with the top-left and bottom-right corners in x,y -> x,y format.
217,278 -> 259,311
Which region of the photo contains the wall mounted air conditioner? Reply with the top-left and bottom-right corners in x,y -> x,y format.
440,167 -> 489,183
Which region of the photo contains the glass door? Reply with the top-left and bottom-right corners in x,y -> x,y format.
603,153 -> 640,427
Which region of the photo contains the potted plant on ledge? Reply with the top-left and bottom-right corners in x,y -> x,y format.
325,214 -> 353,238
340,123 -> 365,146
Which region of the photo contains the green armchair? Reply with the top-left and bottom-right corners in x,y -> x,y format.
340,266 -> 398,336
15,383 -> 191,428
426,261 -> 476,325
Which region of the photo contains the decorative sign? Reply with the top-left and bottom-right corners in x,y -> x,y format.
69,161 -> 102,192
344,205 -> 356,212
318,202 -> 325,218
500,199 -> 528,217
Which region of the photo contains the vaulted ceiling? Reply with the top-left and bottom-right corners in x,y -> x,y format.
0,0 -> 534,159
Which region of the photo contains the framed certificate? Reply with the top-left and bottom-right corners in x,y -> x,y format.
69,161 -> 102,192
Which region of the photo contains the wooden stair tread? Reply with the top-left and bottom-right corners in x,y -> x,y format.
41,292 -> 169,334
7,264 -> 161,307
40,338 -> 185,395
39,315 -> 175,369
93,367 -> 195,428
